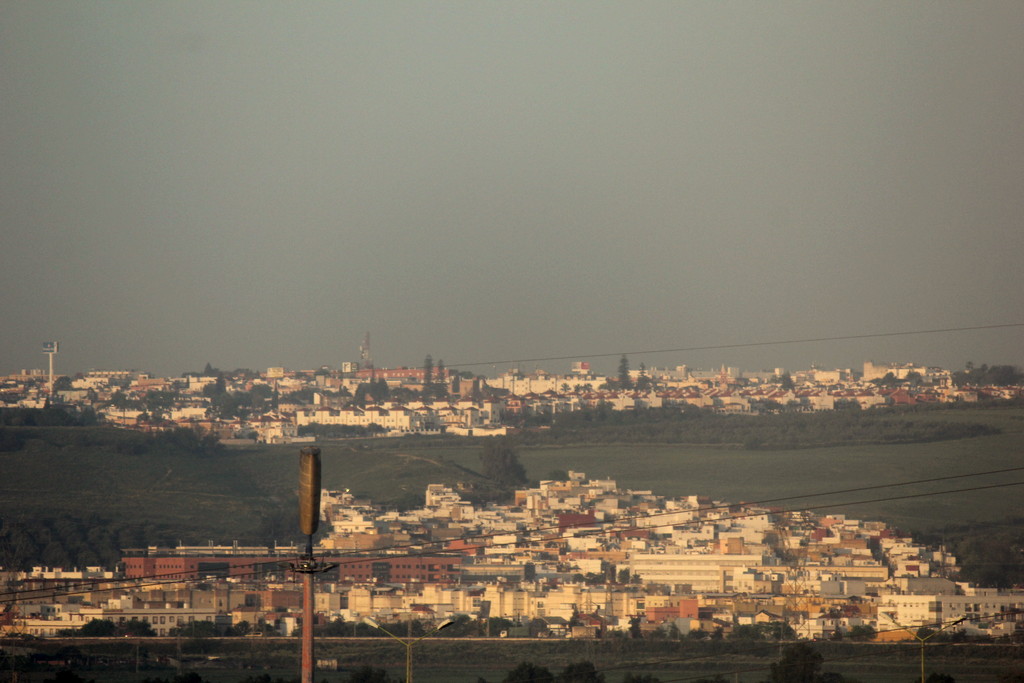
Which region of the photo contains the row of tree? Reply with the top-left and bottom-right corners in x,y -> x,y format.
54,618 -> 274,639
952,362 -> 1024,387
44,648 -> 894,683
0,406 -> 97,428
519,404 -> 999,450
0,513 -> 175,572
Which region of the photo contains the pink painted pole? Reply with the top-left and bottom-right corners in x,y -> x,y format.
301,571 -> 314,683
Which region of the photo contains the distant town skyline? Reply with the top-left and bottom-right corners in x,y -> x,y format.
9,323 -> 1023,379
4,3 -> 1023,379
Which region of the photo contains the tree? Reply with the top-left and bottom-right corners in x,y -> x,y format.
423,355 -> 434,387
618,355 -> 632,389
769,642 -> 822,683
229,620 -> 252,636
314,617 -> 349,636
121,618 -> 156,637
636,363 -> 652,391
141,675 -> 209,683
728,624 -> 763,640
479,438 -> 527,487
484,617 -> 514,637
43,671 -> 93,683
250,383 -> 273,410
434,358 -> 449,399
170,620 -> 217,638
503,662 -> 554,683
758,621 -> 795,640
557,661 -> 605,683
874,372 -> 898,388
370,378 -> 390,402
778,372 -> 795,391
78,619 -> 117,637
848,624 -> 876,640
107,390 -> 134,410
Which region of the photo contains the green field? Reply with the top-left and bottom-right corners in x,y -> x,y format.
1,406 -> 1022,544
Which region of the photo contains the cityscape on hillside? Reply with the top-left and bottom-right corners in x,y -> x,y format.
3,345 -> 1023,679
6,2 -> 1024,678
5,471 -> 1023,643
3,342 -> 1022,443
3,351 -> 1023,644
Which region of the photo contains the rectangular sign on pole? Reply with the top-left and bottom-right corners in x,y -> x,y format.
42,341 -> 59,353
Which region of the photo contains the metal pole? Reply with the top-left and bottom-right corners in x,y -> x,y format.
294,449 -> 335,683
886,614 -> 964,683
365,618 -> 452,683
302,571 -> 314,683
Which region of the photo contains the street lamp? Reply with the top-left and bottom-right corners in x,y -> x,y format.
363,616 -> 454,683
885,613 -> 966,683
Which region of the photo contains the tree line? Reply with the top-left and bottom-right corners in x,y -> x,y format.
0,406 -> 97,428
952,363 -> 1024,387
0,422 -> 222,457
518,405 -> 999,450
0,513 -> 176,571
30,644 -> 960,683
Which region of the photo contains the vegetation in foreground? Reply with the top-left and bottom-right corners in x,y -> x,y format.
10,640 -> 1024,683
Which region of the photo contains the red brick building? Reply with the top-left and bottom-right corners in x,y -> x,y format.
122,550 -> 462,584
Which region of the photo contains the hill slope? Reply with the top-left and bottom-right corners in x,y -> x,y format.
1,405 -> 1022,568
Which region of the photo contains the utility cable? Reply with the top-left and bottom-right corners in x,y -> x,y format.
447,322 -> 1024,369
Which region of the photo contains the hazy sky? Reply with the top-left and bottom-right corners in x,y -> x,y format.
3,2 -> 1022,378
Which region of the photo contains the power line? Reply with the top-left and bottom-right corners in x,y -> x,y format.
449,322 -> 1024,368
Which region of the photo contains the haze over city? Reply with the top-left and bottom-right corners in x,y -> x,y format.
3,2 -> 1023,377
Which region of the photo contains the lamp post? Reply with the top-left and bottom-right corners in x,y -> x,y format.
363,616 -> 453,683
886,613 -> 965,683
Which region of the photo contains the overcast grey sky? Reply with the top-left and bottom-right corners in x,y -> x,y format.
2,2 -> 1022,378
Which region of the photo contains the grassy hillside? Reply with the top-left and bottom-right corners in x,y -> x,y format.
518,406 -> 1024,532
0,430 -> 491,543
0,405 -> 1021,567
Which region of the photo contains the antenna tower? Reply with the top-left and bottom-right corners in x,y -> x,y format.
42,341 -> 59,396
